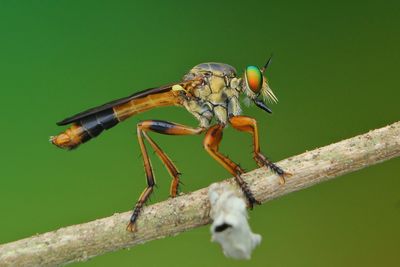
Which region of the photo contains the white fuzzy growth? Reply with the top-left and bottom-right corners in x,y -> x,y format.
208,183 -> 262,260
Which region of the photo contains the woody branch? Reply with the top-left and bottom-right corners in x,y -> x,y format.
0,121 -> 399,267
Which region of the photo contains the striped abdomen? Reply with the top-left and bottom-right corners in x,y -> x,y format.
51,90 -> 181,149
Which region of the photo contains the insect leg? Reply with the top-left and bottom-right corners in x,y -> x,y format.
127,124 -> 156,232
127,120 -> 205,231
203,124 -> 260,208
229,115 -> 291,184
139,120 -> 205,196
141,132 -> 182,197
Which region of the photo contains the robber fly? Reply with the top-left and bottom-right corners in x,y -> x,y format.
51,56 -> 290,232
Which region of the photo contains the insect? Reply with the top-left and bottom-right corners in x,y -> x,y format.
51,56 -> 290,232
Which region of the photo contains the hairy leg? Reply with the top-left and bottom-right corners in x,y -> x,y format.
127,120 -> 204,232
203,124 -> 260,207
229,115 -> 290,184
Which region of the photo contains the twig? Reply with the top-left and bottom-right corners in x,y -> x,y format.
1,121 -> 399,267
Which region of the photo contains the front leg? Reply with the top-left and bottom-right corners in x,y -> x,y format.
229,115 -> 291,184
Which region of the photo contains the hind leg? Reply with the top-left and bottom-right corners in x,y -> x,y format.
141,132 -> 182,197
127,123 -> 155,232
127,120 -> 204,232
229,115 -> 291,184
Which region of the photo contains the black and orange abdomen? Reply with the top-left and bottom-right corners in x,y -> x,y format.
51,90 -> 182,149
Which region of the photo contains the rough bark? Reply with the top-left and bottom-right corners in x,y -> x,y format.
0,121 -> 399,267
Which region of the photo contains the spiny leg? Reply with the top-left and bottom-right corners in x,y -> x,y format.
127,124 -> 155,232
139,120 -> 205,196
229,115 -> 291,184
203,124 -> 260,208
127,120 -> 204,232
142,132 -> 181,197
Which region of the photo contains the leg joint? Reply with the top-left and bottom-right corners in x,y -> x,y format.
147,179 -> 156,187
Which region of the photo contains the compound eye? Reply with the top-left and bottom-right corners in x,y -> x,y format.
245,66 -> 263,93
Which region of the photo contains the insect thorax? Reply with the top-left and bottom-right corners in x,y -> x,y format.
181,63 -> 242,128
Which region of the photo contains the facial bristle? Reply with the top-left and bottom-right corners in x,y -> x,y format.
267,88 -> 278,103
262,86 -> 278,103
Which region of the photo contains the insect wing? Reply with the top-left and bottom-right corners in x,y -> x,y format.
56,81 -> 189,126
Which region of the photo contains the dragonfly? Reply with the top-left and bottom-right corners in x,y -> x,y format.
51,56 -> 291,232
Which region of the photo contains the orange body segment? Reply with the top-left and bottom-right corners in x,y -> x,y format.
114,90 -> 182,121
51,123 -> 86,149
51,90 -> 183,150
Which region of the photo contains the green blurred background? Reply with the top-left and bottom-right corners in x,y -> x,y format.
0,0 -> 399,266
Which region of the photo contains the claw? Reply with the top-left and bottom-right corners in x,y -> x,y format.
279,171 -> 293,185
279,175 -> 285,185
247,197 -> 262,209
126,222 -> 137,232
254,152 -> 291,184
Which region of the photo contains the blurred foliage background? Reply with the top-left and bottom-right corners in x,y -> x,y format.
0,0 -> 399,266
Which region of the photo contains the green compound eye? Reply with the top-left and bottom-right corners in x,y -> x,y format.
245,66 -> 263,93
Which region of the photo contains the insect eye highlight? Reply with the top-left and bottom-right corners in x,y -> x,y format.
245,66 -> 263,93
